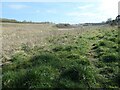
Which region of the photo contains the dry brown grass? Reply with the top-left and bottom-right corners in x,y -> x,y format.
1,23 -> 108,57
1,23 -> 82,56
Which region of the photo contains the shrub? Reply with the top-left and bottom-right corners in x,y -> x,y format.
55,24 -> 74,28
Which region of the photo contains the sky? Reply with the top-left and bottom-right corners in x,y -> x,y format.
1,0 -> 119,24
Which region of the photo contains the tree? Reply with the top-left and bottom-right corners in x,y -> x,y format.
22,20 -> 27,23
106,18 -> 112,24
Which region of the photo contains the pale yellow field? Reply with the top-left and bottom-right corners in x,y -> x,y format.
1,23 -> 81,56
1,23 -> 108,57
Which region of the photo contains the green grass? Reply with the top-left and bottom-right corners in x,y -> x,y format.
2,26 -> 119,89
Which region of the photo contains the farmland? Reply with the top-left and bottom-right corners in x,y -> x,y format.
1,23 -> 119,88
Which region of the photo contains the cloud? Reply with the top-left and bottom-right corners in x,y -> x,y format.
67,0 -> 119,22
98,0 -> 119,19
66,12 -> 96,17
35,9 -> 57,14
66,11 -> 111,23
9,4 -> 28,9
78,4 -> 94,10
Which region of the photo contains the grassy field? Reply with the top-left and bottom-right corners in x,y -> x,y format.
1,23 -> 119,88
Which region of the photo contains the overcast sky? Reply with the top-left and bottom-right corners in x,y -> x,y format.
2,0 -> 119,24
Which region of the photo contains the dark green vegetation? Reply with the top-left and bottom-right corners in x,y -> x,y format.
55,24 -> 75,28
0,18 -> 19,23
0,18 -> 52,24
2,26 -> 119,89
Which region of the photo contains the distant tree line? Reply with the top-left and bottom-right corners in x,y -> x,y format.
80,15 -> 119,26
106,15 -> 120,26
1,16 -> 119,26
82,23 -> 105,26
0,18 -> 53,24
0,18 -> 19,23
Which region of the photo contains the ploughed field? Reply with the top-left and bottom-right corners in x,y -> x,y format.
1,23 -> 119,88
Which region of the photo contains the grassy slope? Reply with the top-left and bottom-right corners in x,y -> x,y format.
2,25 -> 119,88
